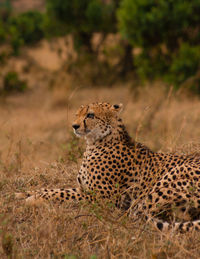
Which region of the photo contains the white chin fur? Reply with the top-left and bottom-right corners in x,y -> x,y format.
74,128 -> 91,137
74,132 -> 82,138
74,130 -> 86,138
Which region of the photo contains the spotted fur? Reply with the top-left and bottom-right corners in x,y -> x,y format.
19,102 -> 200,232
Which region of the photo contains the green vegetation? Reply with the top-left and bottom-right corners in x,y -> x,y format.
9,11 -> 45,55
0,0 -> 200,93
118,0 -> 200,92
46,0 -> 117,53
0,0 -> 45,55
3,71 -> 27,93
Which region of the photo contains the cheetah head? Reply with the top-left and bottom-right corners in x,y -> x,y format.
72,102 -> 123,143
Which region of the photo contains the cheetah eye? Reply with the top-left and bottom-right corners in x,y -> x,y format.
86,113 -> 94,119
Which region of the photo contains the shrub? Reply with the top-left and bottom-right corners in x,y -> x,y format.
168,44 -> 200,86
118,0 -> 200,91
0,0 -> 12,22
8,11 -> 45,55
9,11 -> 44,45
3,71 -> 27,93
0,0 -> 12,44
46,0 -> 117,53
0,20 -> 7,44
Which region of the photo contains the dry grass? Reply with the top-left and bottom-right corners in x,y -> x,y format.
1,82 -> 200,259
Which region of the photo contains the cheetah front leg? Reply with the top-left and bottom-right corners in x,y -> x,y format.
16,188 -> 93,205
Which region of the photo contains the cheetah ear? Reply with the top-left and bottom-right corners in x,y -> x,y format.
111,103 -> 123,113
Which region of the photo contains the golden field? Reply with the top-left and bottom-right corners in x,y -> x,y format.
1,67 -> 200,259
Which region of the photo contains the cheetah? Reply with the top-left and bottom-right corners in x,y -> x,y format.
17,102 -> 200,232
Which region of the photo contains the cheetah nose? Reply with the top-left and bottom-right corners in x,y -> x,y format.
72,124 -> 80,130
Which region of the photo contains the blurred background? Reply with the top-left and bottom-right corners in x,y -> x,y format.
0,0 -> 200,95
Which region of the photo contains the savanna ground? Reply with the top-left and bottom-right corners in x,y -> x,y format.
1,37 -> 200,259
